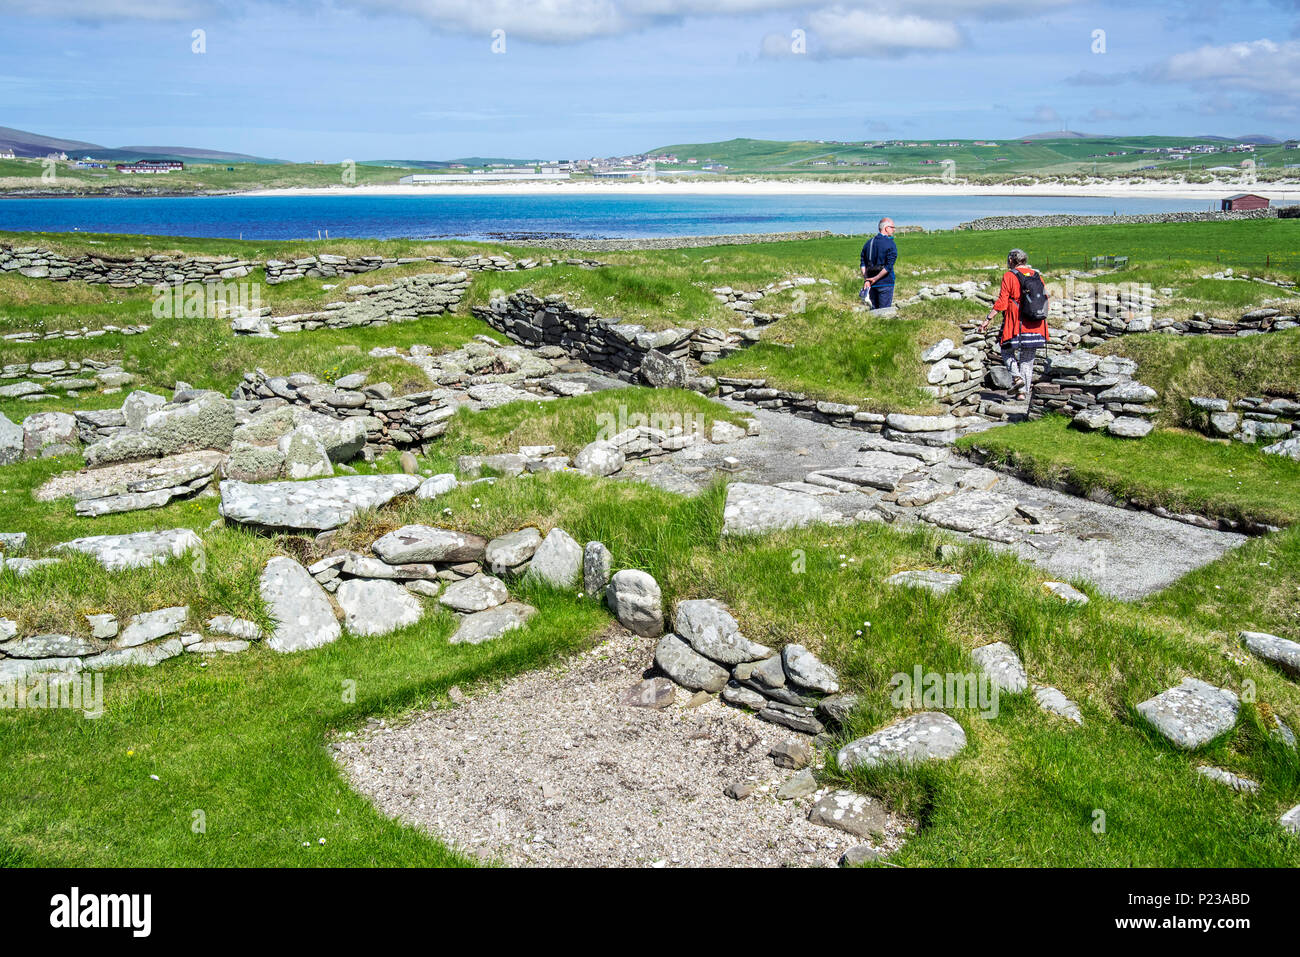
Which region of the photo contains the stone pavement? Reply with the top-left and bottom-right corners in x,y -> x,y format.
619,403 -> 1248,600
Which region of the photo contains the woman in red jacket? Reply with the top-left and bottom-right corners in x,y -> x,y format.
978,248 -> 1049,401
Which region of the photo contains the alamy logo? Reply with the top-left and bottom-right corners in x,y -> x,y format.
890,665 -> 1000,719
595,405 -> 706,443
49,887 -> 151,937
1,674 -> 103,718
152,280 -> 263,320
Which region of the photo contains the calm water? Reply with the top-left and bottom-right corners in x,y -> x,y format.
0,193 -> 1207,241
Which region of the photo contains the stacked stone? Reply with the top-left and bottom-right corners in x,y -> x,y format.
652,598 -> 854,739
1,569 -> 265,681
234,271 -> 471,336
0,359 -> 133,400
898,279 -> 990,306
1188,395 -> 1300,449
232,370 -> 458,455
711,277 -> 828,326
957,208 -> 1278,230
308,529 -> 488,597
1032,350 -> 1160,438
262,252 -> 602,284
1,243 -> 601,287
920,337 -> 985,413
1169,307 -> 1298,337
0,244 -> 254,285
474,290 -> 697,382
3,323 -> 150,343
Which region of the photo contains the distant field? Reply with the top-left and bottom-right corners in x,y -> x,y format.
4,135 -> 1299,194
649,135 -> 1300,182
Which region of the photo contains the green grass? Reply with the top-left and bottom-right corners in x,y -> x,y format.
708,300 -> 968,410
1099,328 -> 1300,425
0,579 -> 607,867
434,386 -> 748,460
958,416 -> 1300,527
3,224 -> 1300,866
10,459 -> 1297,866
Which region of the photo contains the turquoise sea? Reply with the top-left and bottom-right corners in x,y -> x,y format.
0,192 -> 1208,241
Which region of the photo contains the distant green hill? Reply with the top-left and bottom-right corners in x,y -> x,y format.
645,135 -> 1298,178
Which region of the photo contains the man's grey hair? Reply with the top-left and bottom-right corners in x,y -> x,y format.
1007,248 -> 1028,266
879,217 -> 893,231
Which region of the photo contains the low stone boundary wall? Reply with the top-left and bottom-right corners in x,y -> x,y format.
1188,395 -> 1300,449
232,272 -> 472,336
957,208 -> 1279,231
0,243 -> 603,288
472,290 -> 702,383
1,246 -> 256,285
1030,351 -> 1159,437
263,252 -> 602,284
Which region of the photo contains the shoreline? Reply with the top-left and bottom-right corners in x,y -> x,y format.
233,179 -> 1300,202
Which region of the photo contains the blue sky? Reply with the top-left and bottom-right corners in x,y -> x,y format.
1,0 -> 1297,161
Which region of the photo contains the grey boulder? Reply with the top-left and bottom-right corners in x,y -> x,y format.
674,598 -> 772,665
526,528 -> 582,588
336,578 -> 424,636
449,602 -> 537,645
605,569 -> 663,637
838,712 -> 967,771
259,556 -> 341,653
373,524 -> 488,564
653,633 -> 729,693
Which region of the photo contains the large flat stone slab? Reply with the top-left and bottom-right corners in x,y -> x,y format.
884,569 -> 963,595
35,450 -> 225,503
721,482 -> 838,536
919,489 -> 1020,533
449,602 -> 537,645
260,556 -> 341,653
53,528 -> 202,572
337,578 -> 424,636
220,475 -> 420,531
838,712 -> 967,771
372,525 -> 488,564
970,641 -> 1028,694
1240,630 -> 1300,678
1136,678 -> 1239,749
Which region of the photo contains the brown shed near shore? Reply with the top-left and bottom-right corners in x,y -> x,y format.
1221,193 -> 1270,211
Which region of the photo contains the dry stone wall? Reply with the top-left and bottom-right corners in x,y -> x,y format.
0,243 -> 602,288
1,245 -> 256,285
232,272 -> 472,336
958,208 -> 1279,230
263,252 -> 603,284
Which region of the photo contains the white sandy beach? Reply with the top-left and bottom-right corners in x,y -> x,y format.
237,178 -> 1300,202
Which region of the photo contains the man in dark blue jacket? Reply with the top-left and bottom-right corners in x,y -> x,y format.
860,217 -> 898,309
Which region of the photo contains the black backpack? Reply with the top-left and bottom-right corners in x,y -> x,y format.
1015,269 -> 1049,322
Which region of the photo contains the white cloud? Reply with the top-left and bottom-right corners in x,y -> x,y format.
7,0 -> 1082,47
1153,38 -> 1300,96
804,6 -> 964,57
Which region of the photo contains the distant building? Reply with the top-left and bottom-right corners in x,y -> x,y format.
116,160 -> 184,174
1221,193 -> 1270,211
0,148 -> 14,160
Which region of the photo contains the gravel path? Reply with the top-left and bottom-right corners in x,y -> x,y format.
334,627 -> 909,867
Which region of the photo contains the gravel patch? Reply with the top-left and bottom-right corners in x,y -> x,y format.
333,627 -> 909,867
